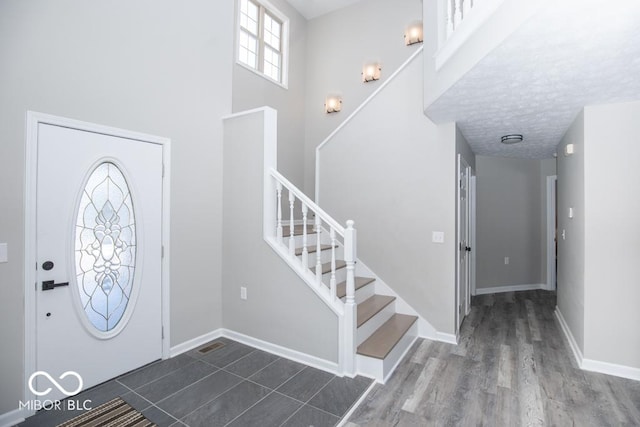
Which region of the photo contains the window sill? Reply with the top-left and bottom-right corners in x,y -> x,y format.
235,60 -> 289,90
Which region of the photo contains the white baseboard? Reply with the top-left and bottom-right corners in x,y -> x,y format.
221,329 -> 340,375
170,328 -> 339,375
169,328 -> 224,358
582,358 -> 640,382
0,407 -> 28,427
555,307 -> 640,381
474,283 -> 546,295
554,307 -> 584,366
433,331 -> 458,345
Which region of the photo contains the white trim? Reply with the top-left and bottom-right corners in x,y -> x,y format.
434,0 -> 506,70
169,329 -> 224,358
336,380 -> 377,427
23,111 -> 171,410
169,327 -> 341,376
474,283 -> 547,295
432,331 -> 458,345
0,408 -> 28,427
470,175 -> 477,300
582,358 -> 640,382
315,46 -> 424,203
221,106 -> 275,120
222,329 -> 340,375
546,175 -> 557,291
234,0 -> 290,89
555,308 -> 640,381
554,307 -> 584,367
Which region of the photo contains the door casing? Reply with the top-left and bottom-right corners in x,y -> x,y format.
24,111 -> 171,407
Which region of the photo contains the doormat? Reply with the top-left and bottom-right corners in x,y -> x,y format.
56,397 -> 156,427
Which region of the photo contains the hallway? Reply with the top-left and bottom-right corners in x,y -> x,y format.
348,290 -> 640,426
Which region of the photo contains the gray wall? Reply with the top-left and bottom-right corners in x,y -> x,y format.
582,102 -> 640,369
0,0 -> 233,412
556,111 -> 586,356
456,126 -> 476,171
318,56 -> 458,335
475,156 -> 551,290
303,0 -> 424,196
232,0 -> 308,189
222,110 -> 338,363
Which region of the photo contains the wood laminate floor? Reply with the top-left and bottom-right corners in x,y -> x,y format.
347,290 -> 640,426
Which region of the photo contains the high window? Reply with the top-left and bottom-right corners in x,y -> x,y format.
238,0 -> 288,86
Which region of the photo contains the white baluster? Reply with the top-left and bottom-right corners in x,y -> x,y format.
330,227 -> 337,301
276,181 -> 283,244
454,0 -> 463,28
447,0 -> 454,37
315,216 -> 322,285
462,0 -> 470,18
301,204 -> 309,268
343,220 -> 357,375
289,190 -> 295,256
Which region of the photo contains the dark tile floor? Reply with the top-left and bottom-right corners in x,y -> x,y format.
18,337 -> 373,427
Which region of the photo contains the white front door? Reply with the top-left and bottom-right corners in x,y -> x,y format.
34,122 -> 164,402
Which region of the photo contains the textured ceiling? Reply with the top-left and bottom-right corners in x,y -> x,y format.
426,0 -> 640,159
286,0 -> 365,19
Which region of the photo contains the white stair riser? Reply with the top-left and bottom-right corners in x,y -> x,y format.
357,301 -> 396,346
354,282 -> 376,304
319,265 -> 348,285
356,321 -> 418,383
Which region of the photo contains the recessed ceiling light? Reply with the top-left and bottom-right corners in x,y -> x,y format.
501,134 -> 523,144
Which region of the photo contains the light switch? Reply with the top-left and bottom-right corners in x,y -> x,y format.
432,231 -> 444,244
568,207 -> 574,219
0,243 -> 7,263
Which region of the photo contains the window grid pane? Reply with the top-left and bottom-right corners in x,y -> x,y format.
240,0 -> 259,35
263,46 -> 281,81
238,0 -> 284,83
239,30 -> 258,69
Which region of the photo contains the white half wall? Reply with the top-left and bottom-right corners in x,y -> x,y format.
222,109 -> 339,363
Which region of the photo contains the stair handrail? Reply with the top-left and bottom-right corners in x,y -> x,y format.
271,169 -> 345,236
315,45 -> 424,204
267,168 -> 357,375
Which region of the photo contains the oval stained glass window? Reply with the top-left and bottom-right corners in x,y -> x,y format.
74,162 -> 136,333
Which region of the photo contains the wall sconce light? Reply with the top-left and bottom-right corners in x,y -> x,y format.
362,63 -> 381,83
325,95 -> 342,114
564,143 -> 575,156
404,21 -> 423,46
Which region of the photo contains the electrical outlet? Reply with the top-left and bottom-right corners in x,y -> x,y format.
240,286 -> 247,300
504,257 -> 509,265
432,231 -> 445,244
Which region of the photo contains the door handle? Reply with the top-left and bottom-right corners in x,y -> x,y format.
465,246 -> 471,252
42,280 -> 69,291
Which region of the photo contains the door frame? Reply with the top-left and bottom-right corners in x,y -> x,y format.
23,111 -> 171,405
456,154 -> 474,332
546,175 -> 557,291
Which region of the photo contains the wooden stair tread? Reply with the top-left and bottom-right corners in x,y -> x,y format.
295,244 -> 334,256
337,277 -> 375,298
357,314 -> 418,360
283,224 -> 316,237
357,295 -> 396,327
311,260 -> 346,275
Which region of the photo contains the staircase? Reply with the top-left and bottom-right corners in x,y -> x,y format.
268,181 -> 419,383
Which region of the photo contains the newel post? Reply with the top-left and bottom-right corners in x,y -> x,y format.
343,220 -> 357,375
